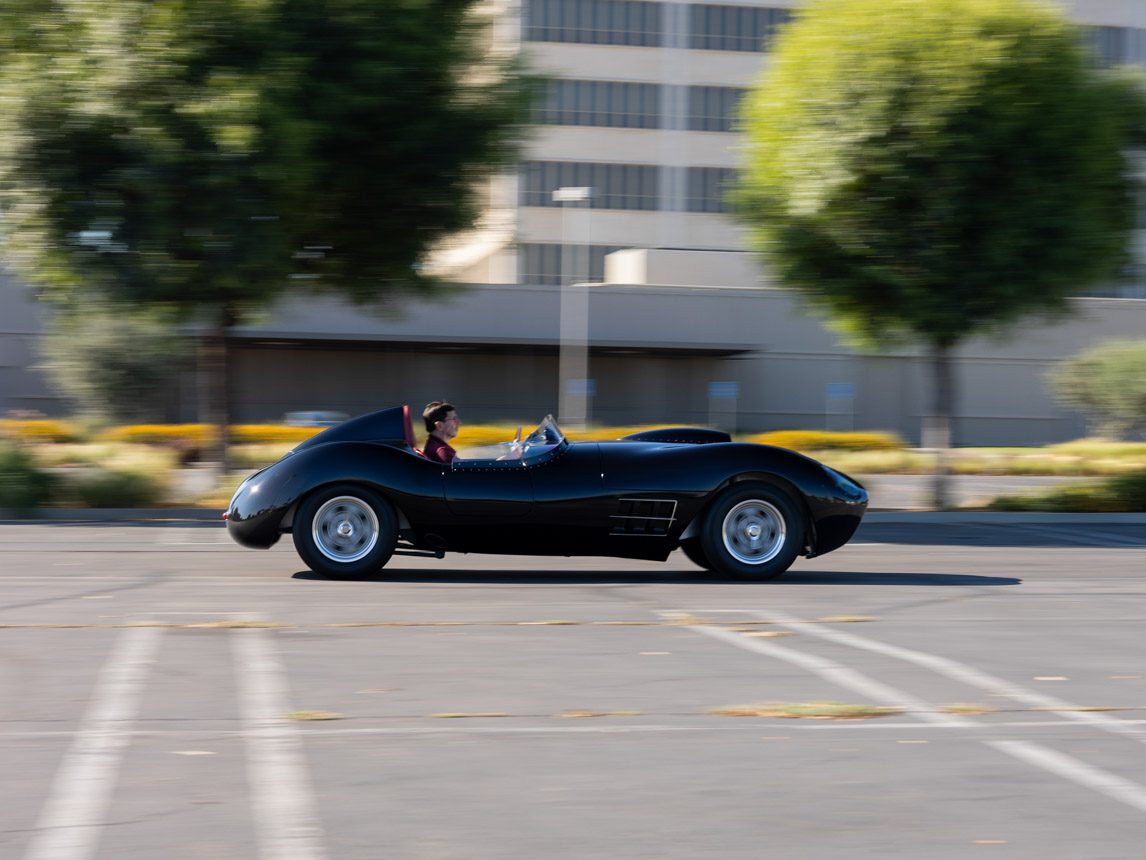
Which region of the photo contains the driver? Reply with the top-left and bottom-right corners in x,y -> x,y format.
422,401 -> 460,463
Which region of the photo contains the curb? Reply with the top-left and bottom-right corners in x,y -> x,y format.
2,508 -> 1145,525
865,511 -> 1146,525
0,508 -> 222,523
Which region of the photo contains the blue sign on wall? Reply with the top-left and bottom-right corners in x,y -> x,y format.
826,382 -> 856,400
709,381 -> 739,399
566,378 -> 597,397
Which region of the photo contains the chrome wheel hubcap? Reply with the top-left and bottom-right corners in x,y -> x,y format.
313,496 -> 379,563
722,500 -> 786,565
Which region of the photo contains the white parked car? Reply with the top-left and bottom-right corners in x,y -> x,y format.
283,411 -> 350,427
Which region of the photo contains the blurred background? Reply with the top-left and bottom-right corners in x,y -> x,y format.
2,0 -> 1146,511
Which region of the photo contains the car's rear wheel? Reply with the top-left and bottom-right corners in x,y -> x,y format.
293,484 -> 397,579
699,483 -> 803,580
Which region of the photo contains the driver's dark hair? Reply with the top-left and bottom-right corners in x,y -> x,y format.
423,401 -> 456,433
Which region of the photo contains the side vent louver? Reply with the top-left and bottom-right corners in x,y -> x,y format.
610,499 -> 677,536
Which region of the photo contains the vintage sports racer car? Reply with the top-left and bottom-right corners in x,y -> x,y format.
225,405 -> 868,580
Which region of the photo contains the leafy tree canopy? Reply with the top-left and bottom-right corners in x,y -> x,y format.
737,0 -> 1146,350
38,305 -> 188,423
1049,340 -> 1146,440
0,0 -> 532,318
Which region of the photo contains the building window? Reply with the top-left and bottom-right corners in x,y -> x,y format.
536,80 -> 661,129
522,2 -> 795,54
688,4 -> 791,53
524,0 -> 664,47
684,167 -> 737,213
686,86 -> 746,132
521,161 -> 660,210
1085,26 -> 1146,67
519,243 -> 629,285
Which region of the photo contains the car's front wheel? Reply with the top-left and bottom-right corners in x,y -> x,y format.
699,484 -> 803,580
293,484 -> 397,579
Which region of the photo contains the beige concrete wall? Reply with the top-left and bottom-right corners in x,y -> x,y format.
605,248 -> 766,287
526,43 -> 767,87
529,127 -> 740,168
1062,0 -> 1146,27
215,281 -> 1146,445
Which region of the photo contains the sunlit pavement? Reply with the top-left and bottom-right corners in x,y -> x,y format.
2,521 -> 1146,858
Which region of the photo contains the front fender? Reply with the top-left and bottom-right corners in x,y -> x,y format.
598,442 -> 866,558
227,441 -> 440,549
226,463 -> 293,548
269,441 -> 443,515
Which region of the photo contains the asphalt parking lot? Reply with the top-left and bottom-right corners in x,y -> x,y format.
3,518 -> 1146,859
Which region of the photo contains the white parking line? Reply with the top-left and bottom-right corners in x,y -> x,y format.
24,625 -> 163,860
232,626 -> 329,860
675,615 -> 1146,818
749,609 -> 1146,742
694,624 -> 966,727
990,740 -> 1146,814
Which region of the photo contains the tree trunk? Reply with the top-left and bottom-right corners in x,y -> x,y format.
923,342 -> 955,510
197,308 -> 234,473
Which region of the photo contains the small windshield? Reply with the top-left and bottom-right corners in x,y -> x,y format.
453,415 -> 565,464
524,415 -> 564,449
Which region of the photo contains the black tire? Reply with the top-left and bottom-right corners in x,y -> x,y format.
698,483 -> 803,581
292,484 -> 398,579
679,538 -> 712,570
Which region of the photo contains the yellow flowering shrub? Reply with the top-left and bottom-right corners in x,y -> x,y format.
0,419 -> 84,442
98,424 -> 324,446
452,424 -> 522,447
229,425 -> 323,444
98,424 -> 217,446
747,430 -> 906,452
455,423 -> 670,445
85,422 -> 902,453
570,424 -> 671,441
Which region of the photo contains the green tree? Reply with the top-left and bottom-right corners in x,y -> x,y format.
1048,340 -> 1146,439
0,0 -> 532,466
39,305 -> 188,423
736,0 -> 1146,507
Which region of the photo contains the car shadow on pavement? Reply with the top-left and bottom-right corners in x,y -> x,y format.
290,569 -> 1019,586
291,569 -> 712,585
777,571 -> 1019,586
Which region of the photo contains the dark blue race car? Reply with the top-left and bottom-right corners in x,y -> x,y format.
226,405 -> 868,580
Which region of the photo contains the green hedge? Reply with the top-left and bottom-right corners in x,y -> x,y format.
0,444 -> 56,514
68,468 -> 168,508
988,471 -> 1146,512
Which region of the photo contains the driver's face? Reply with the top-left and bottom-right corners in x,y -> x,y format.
437,410 -> 460,440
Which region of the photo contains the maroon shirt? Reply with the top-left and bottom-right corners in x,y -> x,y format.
423,435 -> 457,464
